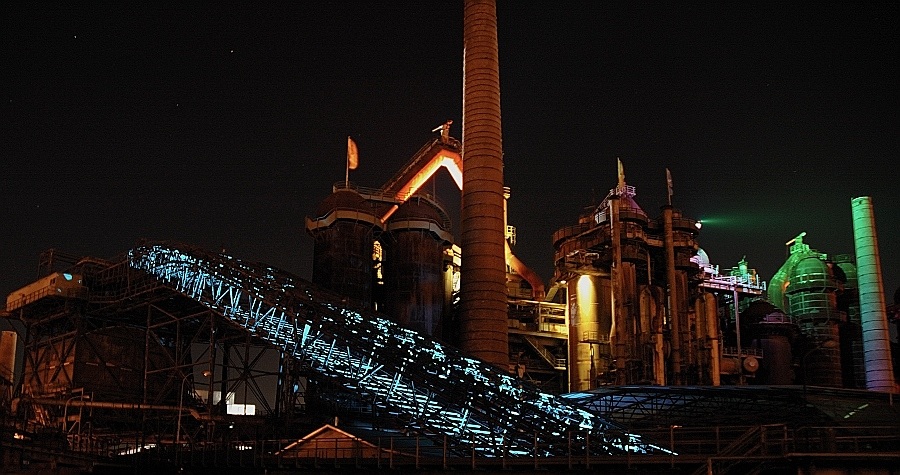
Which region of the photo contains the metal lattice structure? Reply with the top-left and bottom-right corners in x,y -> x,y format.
127,243 -> 667,456
563,385 -> 900,429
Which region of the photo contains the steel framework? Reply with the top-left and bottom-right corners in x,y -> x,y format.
127,242 -> 668,457
7,250 -> 297,448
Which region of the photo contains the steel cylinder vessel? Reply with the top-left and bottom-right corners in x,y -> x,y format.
307,189 -> 380,307
567,275 -> 612,391
383,197 -> 452,336
786,255 -> 843,387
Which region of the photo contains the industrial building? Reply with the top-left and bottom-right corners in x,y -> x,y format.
2,1 -> 899,473
1,133 -> 898,473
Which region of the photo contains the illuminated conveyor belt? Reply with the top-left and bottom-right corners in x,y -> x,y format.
128,243 -> 666,457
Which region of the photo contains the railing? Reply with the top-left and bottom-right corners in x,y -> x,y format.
4,422 -> 896,472
581,331 -> 611,345
4,285 -> 89,312
722,347 -> 764,357
332,181 -> 400,203
65,423 -> 897,472
330,181 -> 452,230
522,335 -> 566,370
702,273 -> 767,292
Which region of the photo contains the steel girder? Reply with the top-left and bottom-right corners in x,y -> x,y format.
128,243 -> 665,457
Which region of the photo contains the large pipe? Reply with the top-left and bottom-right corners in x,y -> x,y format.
503,187 -> 546,300
850,196 -> 898,392
459,0 -> 508,368
662,206 -> 682,384
703,292 -> 721,386
608,195 -> 624,382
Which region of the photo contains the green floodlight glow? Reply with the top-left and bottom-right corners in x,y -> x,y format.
693,214 -> 770,229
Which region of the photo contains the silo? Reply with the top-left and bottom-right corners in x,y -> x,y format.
383,196 -> 453,336
306,189 -> 381,307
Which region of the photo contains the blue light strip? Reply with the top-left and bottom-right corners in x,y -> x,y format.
128,244 -> 667,456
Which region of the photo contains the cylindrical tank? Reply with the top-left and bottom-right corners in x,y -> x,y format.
567,275 -> 612,391
383,197 -> 452,336
833,255 -> 865,389
741,300 -> 799,385
786,255 -> 843,387
798,323 -> 842,386
307,189 -> 381,307
459,0 -> 508,368
758,333 -> 794,385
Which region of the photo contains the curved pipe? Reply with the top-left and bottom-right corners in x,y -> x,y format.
506,240 -> 545,300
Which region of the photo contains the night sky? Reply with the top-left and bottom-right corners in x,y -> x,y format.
3,2 -> 898,302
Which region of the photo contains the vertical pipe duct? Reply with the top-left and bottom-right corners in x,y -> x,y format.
663,206 -> 682,384
703,292 -> 722,386
850,196 -> 898,392
608,195 -> 624,382
459,0 -> 508,368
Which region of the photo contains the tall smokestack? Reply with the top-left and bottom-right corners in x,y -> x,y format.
850,196 -> 897,392
459,0 -> 508,368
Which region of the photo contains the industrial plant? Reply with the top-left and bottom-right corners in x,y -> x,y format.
2,1 -> 899,474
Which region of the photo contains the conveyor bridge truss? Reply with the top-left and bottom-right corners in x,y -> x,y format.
127,243 -> 667,457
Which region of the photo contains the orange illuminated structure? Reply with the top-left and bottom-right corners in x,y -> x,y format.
378,137 -> 462,223
307,131 -> 547,347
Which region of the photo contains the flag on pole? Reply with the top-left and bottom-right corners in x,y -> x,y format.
666,168 -> 673,204
347,136 -> 359,170
617,158 -> 625,189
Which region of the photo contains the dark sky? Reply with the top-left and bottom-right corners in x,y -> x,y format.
3,2 -> 898,302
